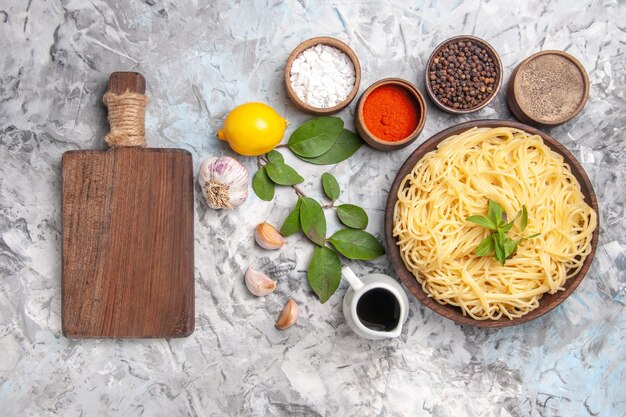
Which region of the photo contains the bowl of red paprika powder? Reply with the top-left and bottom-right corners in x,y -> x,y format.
355,78 -> 427,151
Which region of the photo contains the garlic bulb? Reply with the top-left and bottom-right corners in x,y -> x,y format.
245,265 -> 277,296
276,299 -> 299,330
255,222 -> 286,250
198,156 -> 248,209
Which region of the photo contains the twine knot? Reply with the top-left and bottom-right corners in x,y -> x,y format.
103,91 -> 148,147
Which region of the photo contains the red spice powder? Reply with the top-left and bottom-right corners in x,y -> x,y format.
362,84 -> 420,142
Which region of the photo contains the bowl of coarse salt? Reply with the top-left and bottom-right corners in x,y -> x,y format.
285,36 -> 361,115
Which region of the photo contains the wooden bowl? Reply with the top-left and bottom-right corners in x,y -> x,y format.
384,119 -> 599,328
354,78 -> 428,151
507,50 -> 590,126
285,37 -> 361,116
424,35 -> 503,114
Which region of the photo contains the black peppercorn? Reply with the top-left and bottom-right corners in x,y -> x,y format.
428,39 -> 498,110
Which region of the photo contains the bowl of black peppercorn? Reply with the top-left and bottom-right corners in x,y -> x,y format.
425,35 -> 503,114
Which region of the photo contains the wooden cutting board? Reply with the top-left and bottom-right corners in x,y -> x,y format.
62,72 -> 194,338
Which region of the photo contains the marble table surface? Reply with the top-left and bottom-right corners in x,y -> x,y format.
1,0 -> 624,416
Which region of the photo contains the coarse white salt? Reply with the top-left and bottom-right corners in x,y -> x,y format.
289,44 -> 356,109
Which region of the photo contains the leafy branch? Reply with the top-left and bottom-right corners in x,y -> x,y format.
467,200 -> 540,264
251,117 -> 383,303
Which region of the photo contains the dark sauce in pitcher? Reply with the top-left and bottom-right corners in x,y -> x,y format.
356,288 -> 401,331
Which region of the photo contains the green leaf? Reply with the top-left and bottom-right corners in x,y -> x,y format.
328,229 -> 384,260
281,199 -> 302,236
267,150 -> 284,163
466,215 -> 496,230
521,206 -> 528,232
265,162 -> 304,185
336,204 -> 368,229
501,210 -> 521,233
488,200 -> 504,226
504,238 -> 518,259
299,197 -> 326,246
288,117 -> 343,158
500,220 -> 515,233
308,246 -> 342,303
298,129 -> 363,165
321,173 -> 340,201
475,235 -> 494,257
252,168 -> 275,201
493,234 -> 506,264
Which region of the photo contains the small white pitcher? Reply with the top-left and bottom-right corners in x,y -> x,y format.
342,267 -> 409,340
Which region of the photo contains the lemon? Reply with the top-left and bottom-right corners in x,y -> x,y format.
217,102 -> 287,156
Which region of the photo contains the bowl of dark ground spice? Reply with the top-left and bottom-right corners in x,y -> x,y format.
507,50 -> 589,126
425,35 -> 502,114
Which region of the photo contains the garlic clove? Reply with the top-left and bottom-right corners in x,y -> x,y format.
254,222 -> 286,250
245,265 -> 276,297
275,299 -> 299,330
198,156 -> 249,209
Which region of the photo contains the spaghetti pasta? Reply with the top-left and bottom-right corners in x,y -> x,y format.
393,127 -> 596,320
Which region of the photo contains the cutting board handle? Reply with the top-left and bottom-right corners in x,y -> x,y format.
103,72 -> 148,148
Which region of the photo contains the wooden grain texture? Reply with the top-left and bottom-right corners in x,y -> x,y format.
384,119 -> 599,328
424,35 -> 503,114
108,71 -> 146,95
354,78 -> 427,151
284,36 -> 361,115
62,72 -> 194,338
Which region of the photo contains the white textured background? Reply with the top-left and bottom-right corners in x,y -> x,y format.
0,0 -> 624,416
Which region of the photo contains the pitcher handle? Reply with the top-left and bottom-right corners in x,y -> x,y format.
342,267 -> 364,291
